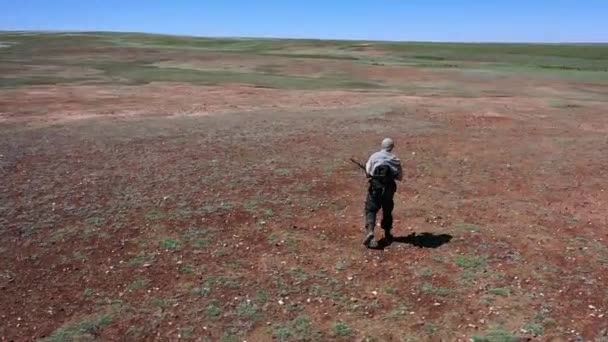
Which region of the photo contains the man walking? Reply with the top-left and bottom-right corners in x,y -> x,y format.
363,138 -> 403,248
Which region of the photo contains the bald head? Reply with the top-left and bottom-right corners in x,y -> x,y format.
381,138 -> 394,152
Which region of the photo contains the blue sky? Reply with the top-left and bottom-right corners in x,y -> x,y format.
1,0 -> 607,43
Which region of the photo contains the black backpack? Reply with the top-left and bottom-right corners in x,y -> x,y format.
369,165 -> 393,189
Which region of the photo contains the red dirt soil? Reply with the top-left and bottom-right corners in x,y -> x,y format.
1,80 -> 608,341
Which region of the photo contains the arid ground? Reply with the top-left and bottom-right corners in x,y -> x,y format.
1,33 -> 608,341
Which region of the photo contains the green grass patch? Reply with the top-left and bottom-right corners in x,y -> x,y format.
420,283 -> 452,297
384,304 -> 409,320
473,328 -> 519,342
522,323 -> 544,336
255,290 -> 269,305
333,321 -> 353,338
191,285 -> 211,297
0,76 -> 88,89
417,268 -> 435,277
179,266 -> 195,274
127,278 -> 149,291
206,303 -> 222,319
127,254 -> 155,267
41,314 -> 113,342
425,323 -> 439,335
179,326 -> 195,339
487,287 -> 511,297
152,298 -> 175,310
204,275 -> 242,290
160,239 -> 181,251
273,315 -> 321,341
385,287 -> 397,295
183,227 -> 212,250
456,255 -> 487,270
145,209 -> 176,221
289,268 -> 309,283
235,300 -> 260,321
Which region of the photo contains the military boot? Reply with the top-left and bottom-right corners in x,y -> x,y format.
363,224 -> 377,248
383,228 -> 394,244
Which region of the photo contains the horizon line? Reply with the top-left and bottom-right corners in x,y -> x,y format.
1,29 -> 607,45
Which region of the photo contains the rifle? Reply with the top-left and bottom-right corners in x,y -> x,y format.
350,158 -> 392,184
350,158 -> 370,178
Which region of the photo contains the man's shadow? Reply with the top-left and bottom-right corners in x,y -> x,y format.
376,232 -> 453,250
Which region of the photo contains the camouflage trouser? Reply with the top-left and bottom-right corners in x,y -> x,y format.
364,179 -> 396,235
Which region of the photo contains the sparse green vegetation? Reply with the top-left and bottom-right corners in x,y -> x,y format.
191,285 -> 211,297
425,323 -> 439,335
179,326 -> 195,339
473,328 -> 519,342
522,323 -> 544,336
2,32 -> 608,91
421,283 -> 452,297
385,287 -> 397,295
335,260 -> 349,271
152,298 -> 174,309
487,287 -> 511,297
127,254 -> 155,266
333,321 -> 353,338
204,275 -> 242,290
384,304 -> 409,320
160,238 -> 181,251
417,268 -> 435,277
235,300 -> 260,320
179,266 -> 194,274
289,268 -> 309,282
206,303 -> 222,319
41,315 -> 113,342
456,255 -> 487,270
127,278 -> 149,291
273,315 -> 320,341
255,290 -> 269,305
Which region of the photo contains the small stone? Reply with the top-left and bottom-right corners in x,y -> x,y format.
589,305 -> 596,310
278,300 -> 284,305
371,291 -> 378,296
